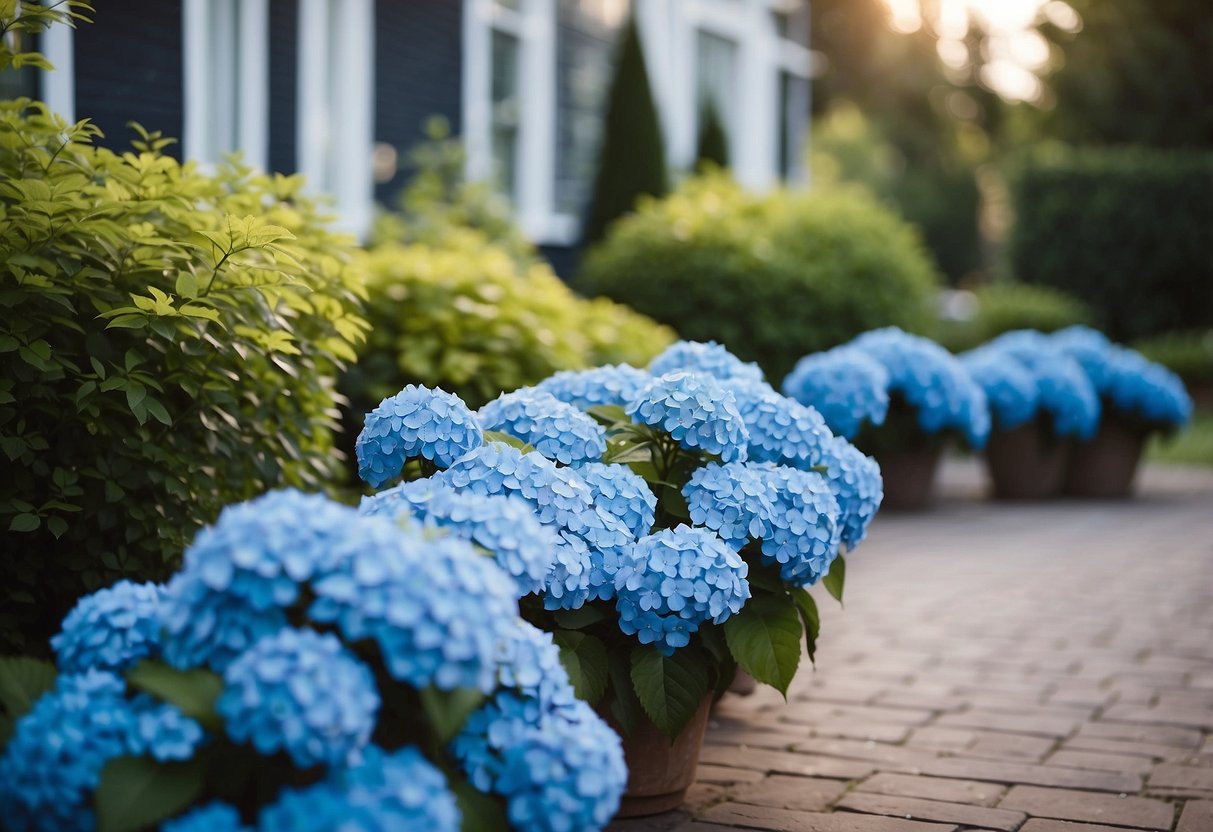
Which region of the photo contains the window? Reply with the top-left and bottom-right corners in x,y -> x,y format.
695,29 -> 739,157
1,23 -> 75,120
490,27 -> 522,200
182,0 -> 269,169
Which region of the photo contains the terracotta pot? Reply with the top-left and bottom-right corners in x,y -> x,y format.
728,667 -> 758,696
984,421 -> 1069,500
606,694 -> 713,818
875,444 -> 944,511
1064,415 -> 1147,498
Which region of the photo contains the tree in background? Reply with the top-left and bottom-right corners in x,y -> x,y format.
694,98 -> 730,170
582,14 -> 667,247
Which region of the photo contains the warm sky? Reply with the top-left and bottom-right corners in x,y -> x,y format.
881,0 -> 1081,101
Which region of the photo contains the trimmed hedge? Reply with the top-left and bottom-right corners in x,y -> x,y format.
575,174 -> 941,381
1009,148 -> 1213,341
0,106 -> 367,651
940,283 -> 1093,352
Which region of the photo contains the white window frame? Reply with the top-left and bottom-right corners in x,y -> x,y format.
182,0 -> 269,170
464,0 -> 576,245
297,0 -> 375,239
40,19 -> 75,122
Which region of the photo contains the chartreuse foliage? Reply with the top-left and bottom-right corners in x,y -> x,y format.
0,0 -> 369,651
576,173 -> 941,382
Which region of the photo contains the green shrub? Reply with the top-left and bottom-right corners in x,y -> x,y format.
0,103 -> 367,651
1008,147 -> 1213,341
939,282 -> 1093,352
1132,329 -> 1213,388
343,229 -> 674,418
575,174 -> 941,381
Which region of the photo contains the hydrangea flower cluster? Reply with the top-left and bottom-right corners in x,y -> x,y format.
980,330 -> 1101,438
572,461 -> 657,539
649,339 -> 765,383
724,377 -> 833,467
356,385 -> 483,487
626,371 -> 748,462
478,388 -> 608,465
849,327 -> 991,448
534,363 -> 652,410
362,482 -> 560,597
684,462 -> 841,586
782,347 -> 891,439
455,691 -> 626,832
818,435 -> 885,550
161,802 -> 247,832
309,519 -> 519,693
960,348 -> 1040,431
1053,326 -> 1192,428
0,670 -> 203,832
257,746 -> 460,832
614,525 -> 750,654
51,579 -> 166,675
159,490 -> 364,671
217,628 -> 379,769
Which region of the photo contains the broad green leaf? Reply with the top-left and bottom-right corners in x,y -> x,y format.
604,440 -> 655,465
95,755 -> 206,832
174,271 -> 199,299
452,778 -> 508,832
724,593 -> 801,696
552,605 -> 607,630
481,430 -> 534,453
630,643 -> 710,739
125,661 -> 222,730
789,587 -> 821,665
606,648 -> 644,737
0,656 -> 57,723
554,630 -> 609,705
823,554 -> 846,604
8,513 -> 40,532
586,404 -> 628,427
419,686 -> 486,744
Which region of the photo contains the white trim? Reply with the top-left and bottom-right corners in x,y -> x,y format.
41,20 -> 75,122
237,0 -> 269,170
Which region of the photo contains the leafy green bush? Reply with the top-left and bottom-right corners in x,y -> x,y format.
575,174 -> 941,381
344,229 -> 674,417
939,282 -> 1093,352
0,102 -> 367,651
1009,147 -> 1213,341
1132,329 -> 1213,388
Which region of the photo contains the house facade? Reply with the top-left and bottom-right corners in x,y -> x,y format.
21,0 -> 812,260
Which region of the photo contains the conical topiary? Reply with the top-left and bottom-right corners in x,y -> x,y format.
695,98 -> 729,170
582,14 -> 667,247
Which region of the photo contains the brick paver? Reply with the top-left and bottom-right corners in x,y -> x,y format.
608,461 -> 1213,832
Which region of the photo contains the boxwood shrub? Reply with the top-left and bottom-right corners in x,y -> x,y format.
575,174 -> 941,381
0,103 -> 368,651
1009,147 -> 1213,341
940,282 -> 1093,352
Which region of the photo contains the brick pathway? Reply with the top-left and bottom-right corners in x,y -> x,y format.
610,460 -> 1213,832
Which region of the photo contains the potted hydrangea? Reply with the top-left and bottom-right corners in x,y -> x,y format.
962,330 -> 1100,499
1052,326 -> 1193,497
0,489 -> 627,832
784,328 -> 988,510
355,341 -> 883,817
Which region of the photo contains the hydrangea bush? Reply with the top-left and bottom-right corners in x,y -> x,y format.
0,488 -> 627,832
354,342 -> 883,740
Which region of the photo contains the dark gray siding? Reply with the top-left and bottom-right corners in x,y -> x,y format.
267,0 -> 298,175
74,0 -> 183,155
373,0 -> 463,207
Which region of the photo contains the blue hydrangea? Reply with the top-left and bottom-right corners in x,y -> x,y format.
128,696 -> 206,762
159,490 -> 363,671
533,364 -> 652,411
961,348 -> 1040,431
649,340 -> 765,383
52,579 -> 165,675
218,628 -> 379,769
356,385 -> 483,487
0,671 -> 136,832
495,621 -> 580,713
259,746 -> 460,832
724,378 -> 833,467
357,477 -> 436,520
626,372 -> 749,462
571,461 -> 657,538
684,462 -> 841,586
543,508 -> 636,611
1054,327 -> 1191,428
309,515 -> 519,693
849,327 -> 989,447
613,525 -> 750,654
782,347 -> 891,439
453,691 -> 625,832
983,330 -> 1101,438
817,435 -> 884,550
479,389 -> 608,464
161,803 -> 248,832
